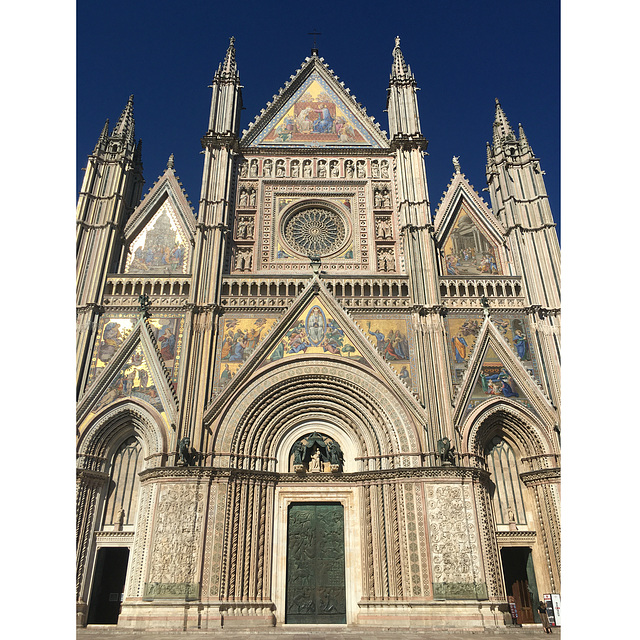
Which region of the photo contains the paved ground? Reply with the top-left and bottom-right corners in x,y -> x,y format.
78,626 -> 561,640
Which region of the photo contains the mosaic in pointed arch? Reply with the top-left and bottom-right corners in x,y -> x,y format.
354,314 -> 416,393
442,205 -> 502,276
125,200 -> 190,274
93,347 -> 166,416
464,346 -> 534,419
253,72 -> 382,148
445,314 -> 537,386
88,313 -> 186,386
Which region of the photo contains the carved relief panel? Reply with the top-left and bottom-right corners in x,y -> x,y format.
144,482 -> 206,599
426,484 -> 486,600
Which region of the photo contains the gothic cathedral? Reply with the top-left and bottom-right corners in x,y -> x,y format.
76,37 -> 560,630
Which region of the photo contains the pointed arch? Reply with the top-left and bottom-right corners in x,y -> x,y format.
207,358 -> 422,472
461,399 -> 556,469
77,399 -> 169,472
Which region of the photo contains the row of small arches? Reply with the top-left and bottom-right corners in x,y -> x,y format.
222,280 -> 410,298
440,280 -> 522,298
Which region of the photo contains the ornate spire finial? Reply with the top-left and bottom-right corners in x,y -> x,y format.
220,36 -> 238,77
452,156 -> 461,174
493,97 -> 515,142
167,153 -> 174,169
112,94 -> 135,140
391,35 -> 410,81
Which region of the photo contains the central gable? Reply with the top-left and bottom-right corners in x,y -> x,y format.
243,65 -> 387,149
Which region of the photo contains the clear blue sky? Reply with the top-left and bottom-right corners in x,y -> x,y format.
77,0 -> 560,238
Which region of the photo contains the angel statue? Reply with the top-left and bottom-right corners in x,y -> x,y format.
437,437 -> 456,465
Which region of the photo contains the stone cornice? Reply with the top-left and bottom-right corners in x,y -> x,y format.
200,133 -> 240,152
238,147 -> 395,157
138,464 -> 490,485
519,467 -> 560,487
389,134 -> 428,151
76,468 -> 110,487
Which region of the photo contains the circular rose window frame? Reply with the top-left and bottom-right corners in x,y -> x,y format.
280,200 -> 352,259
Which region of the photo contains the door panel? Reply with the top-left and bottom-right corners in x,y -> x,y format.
286,503 -> 346,624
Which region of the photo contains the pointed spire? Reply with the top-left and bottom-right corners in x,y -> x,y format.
217,36 -> 238,79
493,98 -> 515,142
518,122 -> 530,151
93,118 -> 110,152
167,153 -> 175,170
391,35 -> 412,82
112,94 -> 135,142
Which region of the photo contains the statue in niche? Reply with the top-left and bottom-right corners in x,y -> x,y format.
115,508 -> 125,531
376,217 -> 392,239
371,161 -> 380,178
290,432 -> 343,473
309,449 -> 322,472
250,160 -> 258,177
382,189 -> 391,207
303,161 -> 312,177
239,188 -> 248,206
381,160 -> 389,178
374,189 -> 383,208
244,218 -> 254,239
330,161 -> 339,177
508,506 -> 518,531
345,161 -> 354,178
292,441 -> 305,466
276,160 -> 285,177
437,437 -> 456,465
357,161 -> 366,178
318,161 -> 326,178
239,161 -> 248,177
263,160 -> 272,177
326,440 -> 343,467
291,162 -> 300,178
249,188 -> 256,207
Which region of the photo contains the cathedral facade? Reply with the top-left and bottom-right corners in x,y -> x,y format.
76,37 -> 560,630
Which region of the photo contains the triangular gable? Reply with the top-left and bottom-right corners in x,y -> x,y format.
77,316 -> 179,430
434,173 -> 508,277
204,278 -> 424,421
452,316 -> 554,426
241,58 -> 388,149
123,166 -> 196,275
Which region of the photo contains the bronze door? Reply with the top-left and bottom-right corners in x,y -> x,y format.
286,503 -> 346,624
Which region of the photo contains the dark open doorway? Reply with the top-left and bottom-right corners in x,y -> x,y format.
500,547 -> 541,624
87,547 -> 130,625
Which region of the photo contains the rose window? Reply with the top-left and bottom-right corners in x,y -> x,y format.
283,207 -> 347,257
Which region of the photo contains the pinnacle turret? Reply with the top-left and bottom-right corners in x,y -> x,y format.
112,95 -> 135,142
93,119 -> 110,153
390,36 -> 415,84
493,98 -> 515,143
215,36 -> 239,81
